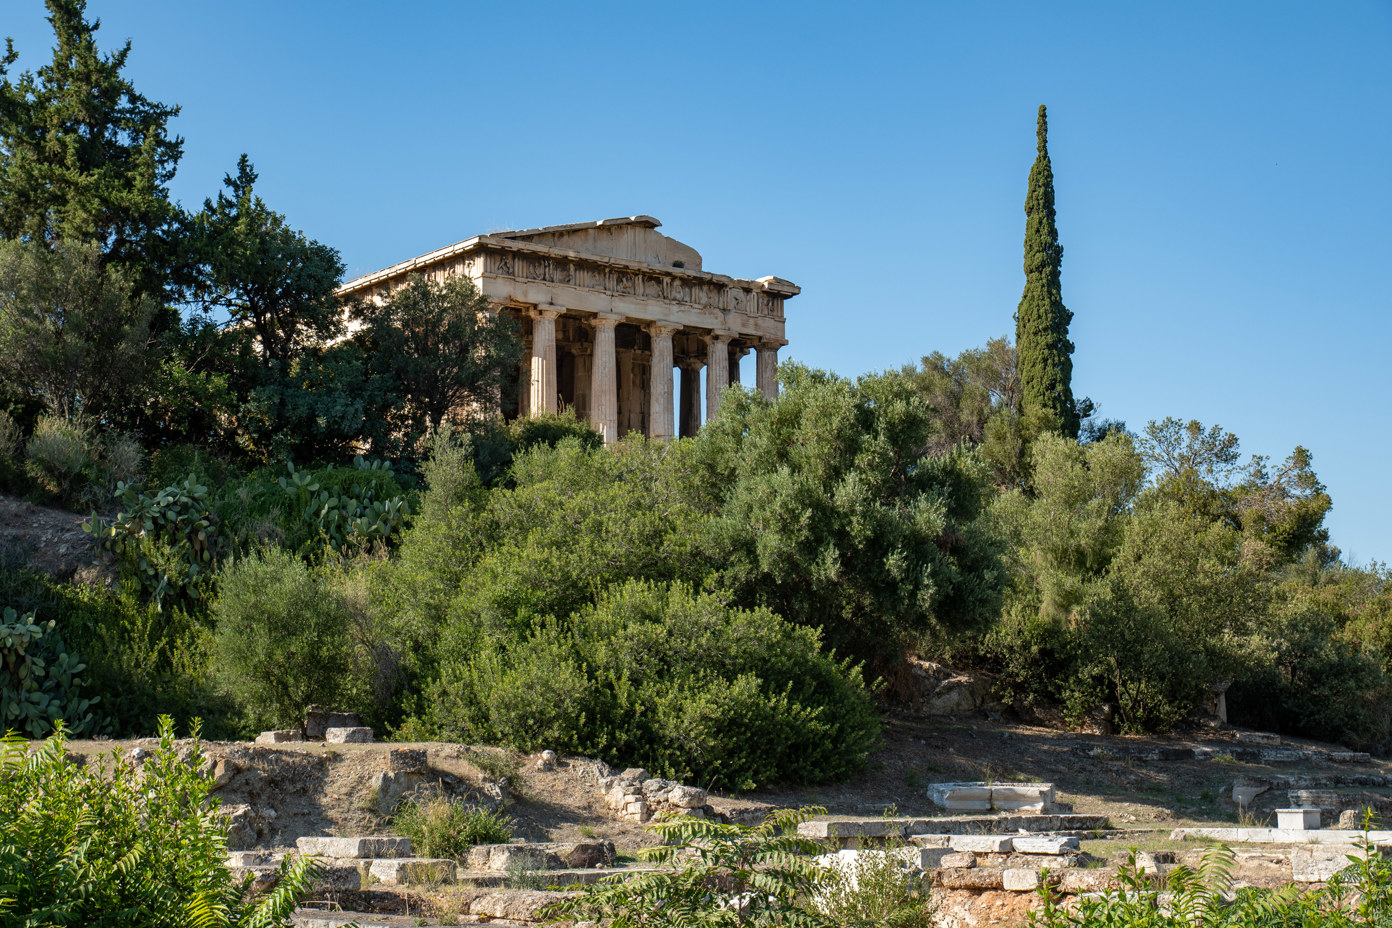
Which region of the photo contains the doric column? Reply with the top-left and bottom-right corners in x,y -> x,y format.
529,307 -> 563,415
756,339 -> 783,401
679,359 -> 703,438
590,313 -> 621,444
705,333 -> 731,421
729,343 -> 750,385
517,349 -> 531,418
648,324 -> 677,441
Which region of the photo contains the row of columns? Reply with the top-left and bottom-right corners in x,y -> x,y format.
525,306 -> 780,443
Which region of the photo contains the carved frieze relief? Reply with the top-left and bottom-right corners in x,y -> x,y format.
484,247 -> 780,319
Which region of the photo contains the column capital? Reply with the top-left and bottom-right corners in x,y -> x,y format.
756,337 -> 789,349
533,305 -> 565,320
648,322 -> 681,338
704,330 -> 734,346
592,312 -> 623,328
677,357 -> 705,371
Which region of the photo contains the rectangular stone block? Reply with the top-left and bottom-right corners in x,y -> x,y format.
910,834 -> 952,848
325,726 -> 373,744
1012,836 -> 1080,855
1003,867 -> 1042,891
227,851 -> 270,867
388,747 -> 427,773
304,707 -> 363,739
918,847 -> 958,869
367,857 -> 458,886
254,730 -> 303,744
296,836 -> 412,859
935,867 -> 1005,890
313,864 -> 363,892
1332,752 -> 1373,764
941,852 -> 977,868
1058,869 -> 1120,893
1277,808 -> 1321,831
950,834 -> 1013,853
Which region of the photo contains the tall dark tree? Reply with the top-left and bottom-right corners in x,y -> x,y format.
1015,105 -> 1079,438
0,0 -> 184,299
358,273 -> 523,442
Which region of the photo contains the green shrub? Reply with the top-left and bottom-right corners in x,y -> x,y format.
0,719 -> 318,926
211,549 -> 371,730
422,580 -> 880,789
1029,841 -> 1392,928
24,414 -> 97,503
0,606 -> 100,737
392,792 -> 513,860
545,807 -> 836,928
0,566 -> 229,737
812,843 -> 935,928
0,409 -> 21,490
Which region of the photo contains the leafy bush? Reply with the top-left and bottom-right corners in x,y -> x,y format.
1030,841 -> 1392,928
0,409 -> 21,490
0,719 -> 317,926
421,580 -> 880,789
24,414 -> 97,503
211,549 -> 372,730
392,792 -> 513,860
545,807 -> 836,928
812,844 -> 935,928
0,606 -> 99,737
0,566 -> 228,737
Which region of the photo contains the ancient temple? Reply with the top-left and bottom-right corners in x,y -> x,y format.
336,216 -> 797,443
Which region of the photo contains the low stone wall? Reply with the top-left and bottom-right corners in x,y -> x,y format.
599,767 -> 713,823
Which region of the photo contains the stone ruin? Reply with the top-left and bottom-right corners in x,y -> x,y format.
599,767 -> 712,822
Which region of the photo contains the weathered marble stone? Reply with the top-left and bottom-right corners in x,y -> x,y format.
950,835 -> 1013,853
367,857 -> 457,886
324,727 -> 372,744
296,836 -> 411,859
254,730 -> 302,744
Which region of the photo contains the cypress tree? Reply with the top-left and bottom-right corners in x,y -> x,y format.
1015,105 -> 1078,438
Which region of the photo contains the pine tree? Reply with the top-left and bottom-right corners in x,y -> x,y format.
0,0 -> 184,298
1015,104 -> 1078,438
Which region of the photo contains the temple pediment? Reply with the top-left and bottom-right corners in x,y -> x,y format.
498,216 -> 703,272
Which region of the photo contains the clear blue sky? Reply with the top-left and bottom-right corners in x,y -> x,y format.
7,1 -> 1390,563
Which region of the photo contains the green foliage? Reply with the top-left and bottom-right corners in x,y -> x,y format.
0,239 -> 155,424
0,566 -> 227,738
901,335 -> 1020,457
698,367 -> 1004,669
211,549 -> 371,730
0,409 -> 19,490
1015,105 -> 1079,439
421,579 -> 879,790
356,272 -> 524,440
23,414 -> 96,502
392,792 -> 513,860
0,606 -> 98,737
812,845 -> 934,928
275,458 -> 412,556
0,718 -> 318,927
465,409 -> 605,487
0,0 -> 184,299
86,475 -> 228,606
1030,840 -> 1392,928
545,807 -> 838,928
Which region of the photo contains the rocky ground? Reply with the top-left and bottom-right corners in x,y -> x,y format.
58,716 -> 1392,927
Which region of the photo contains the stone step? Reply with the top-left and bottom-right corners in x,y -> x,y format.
466,840 -> 615,871
799,813 -> 1107,843
455,865 -> 661,889
296,836 -> 412,859
360,857 -> 457,887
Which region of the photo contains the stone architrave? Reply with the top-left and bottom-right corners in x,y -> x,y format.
756,340 -> 782,401
590,314 -> 621,443
648,324 -> 678,441
705,333 -> 731,420
530,308 -> 563,415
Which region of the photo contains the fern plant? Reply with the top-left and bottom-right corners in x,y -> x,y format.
0,716 -> 318,927
545,806 -> 837,927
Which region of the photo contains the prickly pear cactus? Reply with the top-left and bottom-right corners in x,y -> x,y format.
84,475 -> 228,605
0,607 -> 100,737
